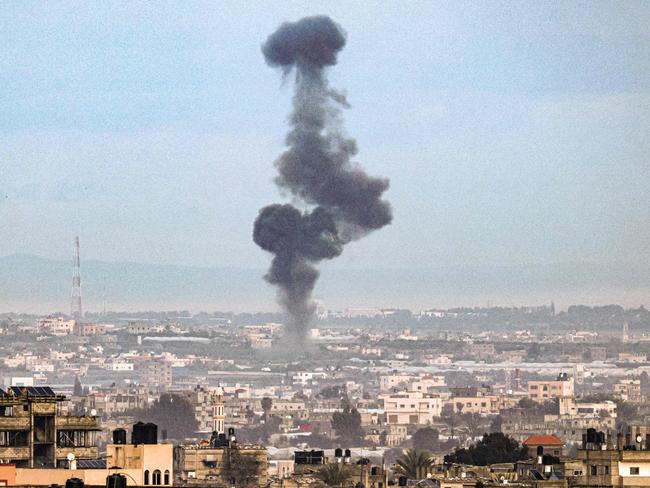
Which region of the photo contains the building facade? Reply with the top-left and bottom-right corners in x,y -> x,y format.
0,387 -> 99,468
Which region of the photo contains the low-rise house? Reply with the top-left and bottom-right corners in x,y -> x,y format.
523,435 -> 564,457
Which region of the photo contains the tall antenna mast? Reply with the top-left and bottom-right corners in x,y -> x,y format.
71,236 -> 82,318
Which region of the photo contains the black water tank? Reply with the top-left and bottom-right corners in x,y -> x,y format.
65,478 -> 84,488
143,423 -> 158,444
335,448 -> 343,458
132,422 -> 146,444
398,476 -> 407,487
106,474 -> 127,488
345,449 -> 351,459
113,429 -> 127,445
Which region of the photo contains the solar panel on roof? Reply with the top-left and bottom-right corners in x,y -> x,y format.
8,386 -> 56,397
77,460 -> 107,469
531,471 -> 545,480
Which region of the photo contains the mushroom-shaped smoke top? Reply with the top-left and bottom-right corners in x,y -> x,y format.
262,15 -> 346,72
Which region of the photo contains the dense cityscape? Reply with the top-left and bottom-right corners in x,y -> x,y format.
1,303 -> 650,487
2,2 -> 647,488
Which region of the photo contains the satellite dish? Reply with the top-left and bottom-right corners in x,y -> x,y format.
67,453 -> 76,461
90,409 -> 97,416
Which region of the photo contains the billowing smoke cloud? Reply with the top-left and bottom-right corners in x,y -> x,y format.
254,16 -> 392,340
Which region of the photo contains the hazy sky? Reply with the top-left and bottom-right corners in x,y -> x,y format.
1,1 -> 648,271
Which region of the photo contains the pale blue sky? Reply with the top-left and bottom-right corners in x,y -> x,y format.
1,1 -> 648,271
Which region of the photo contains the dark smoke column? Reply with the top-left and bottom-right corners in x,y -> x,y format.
254,16 -> 392,342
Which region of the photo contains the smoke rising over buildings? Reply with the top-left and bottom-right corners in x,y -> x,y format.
253,16 -> 393,340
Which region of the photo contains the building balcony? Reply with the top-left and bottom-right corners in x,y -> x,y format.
55,446 -> 99,460
56,416 -> 100,430
0,417 -> 30,430
0,446 -> 30,459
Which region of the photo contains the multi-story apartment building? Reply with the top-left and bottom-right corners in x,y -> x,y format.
139,358 -> 172,390
618,352 -> 647,364
450,395 -> 500,415
380,373 -> 444,393
81,385 -> 152,417
527,373 -> 574,401
74,323 -> 107,336
0,386 -> 100,468
379,391 -> 442,425
125,322 -> 165,335
168,386 -> 225,434
174,437 -> 267,486
559,397 -> 617,418
614,379 -> 642,403
574,429 -> 650,488
37,318 -> 76,336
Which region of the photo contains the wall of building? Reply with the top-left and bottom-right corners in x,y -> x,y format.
0,465 -> 16,486
105,444 -> 173,486
15,468 -> 142,486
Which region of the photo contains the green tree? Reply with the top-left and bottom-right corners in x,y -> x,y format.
394,449 -> 434,480
517,397 -> 537,410
462,413 -> 483,439
489,415 -> 502,433
128,393 -> 198,441
315,463 -> 352,487
261,397 -> 273,420
614,399 -> 639,428
441,404 -> 461,439
332,400 -> 364,446
444,433 -> 528,466
318,385 -> 346,399
412,427 -> 440,451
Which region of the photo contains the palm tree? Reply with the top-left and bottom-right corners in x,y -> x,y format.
315,464 -> 352,487
394,449 -> 434,480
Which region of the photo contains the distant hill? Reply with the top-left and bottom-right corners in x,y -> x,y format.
0,254 -> 648,314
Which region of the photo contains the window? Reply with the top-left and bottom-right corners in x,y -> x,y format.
630,467 -> 640,475
604,465 -> 610,475
591,465 -> 597,475
164,470 -> 170,485
144,470 -> 150,485
153,470 -> 161,485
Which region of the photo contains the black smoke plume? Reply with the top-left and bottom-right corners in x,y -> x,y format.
254,16 -> 392,340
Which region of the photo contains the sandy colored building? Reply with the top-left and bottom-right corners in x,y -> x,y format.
0,387 -> 99,468
379,391 -> 442,424
527,374 -> 574,402
175,441 -> 267,486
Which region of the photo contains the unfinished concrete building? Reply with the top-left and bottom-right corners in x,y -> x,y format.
0,386 -> 100,468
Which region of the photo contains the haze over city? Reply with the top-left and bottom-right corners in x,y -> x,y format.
2,2 -> 649,313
